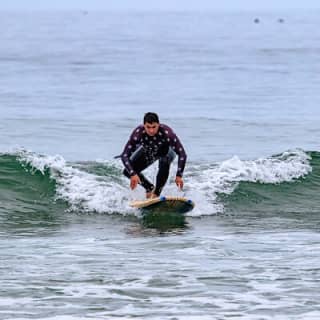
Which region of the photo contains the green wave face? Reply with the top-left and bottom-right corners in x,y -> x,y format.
0,155 -> 68,232
221,152 -> 320,229
0,150 -> 318,233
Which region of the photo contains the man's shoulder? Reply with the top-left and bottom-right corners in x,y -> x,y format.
133,124 -> 144,133
128,125 -> 145,141
159,124 -> 176,137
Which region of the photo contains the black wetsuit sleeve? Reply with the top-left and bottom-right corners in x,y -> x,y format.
121,127 -> 141,176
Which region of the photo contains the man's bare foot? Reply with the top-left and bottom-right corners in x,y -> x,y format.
146,192 -> 157,199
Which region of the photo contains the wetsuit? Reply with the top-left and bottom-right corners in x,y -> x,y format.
121,124 -> 187,196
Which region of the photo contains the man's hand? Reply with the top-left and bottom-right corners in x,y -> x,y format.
175,176 -> 184,190
130,174 -> 141,190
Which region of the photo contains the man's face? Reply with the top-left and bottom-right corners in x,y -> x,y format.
144,122 -> 160,136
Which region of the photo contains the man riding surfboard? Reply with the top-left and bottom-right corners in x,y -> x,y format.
121,112 -> 187,199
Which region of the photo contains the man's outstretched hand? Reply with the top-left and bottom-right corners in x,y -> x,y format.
130,174 -> 141,190
175,176 -> 184,190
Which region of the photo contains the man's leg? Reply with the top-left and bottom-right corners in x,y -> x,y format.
154,148 -> 176,196
123,147 -> 154,193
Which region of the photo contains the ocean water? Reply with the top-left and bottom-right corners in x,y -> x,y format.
1,9 -> 320,320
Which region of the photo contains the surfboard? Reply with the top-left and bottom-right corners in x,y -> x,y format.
130,196 -> 195,214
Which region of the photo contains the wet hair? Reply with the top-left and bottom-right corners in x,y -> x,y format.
143,112 -> 159,124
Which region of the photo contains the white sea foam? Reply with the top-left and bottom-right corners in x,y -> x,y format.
15,149 -> 311,217
17,150 -> 133,215
183,149 -> 312,216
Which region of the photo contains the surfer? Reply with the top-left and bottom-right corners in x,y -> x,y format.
121,112 -> 187,199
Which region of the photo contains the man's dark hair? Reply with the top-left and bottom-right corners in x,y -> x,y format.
143,112 -> 159,124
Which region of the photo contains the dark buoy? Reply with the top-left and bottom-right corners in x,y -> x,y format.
278,18 -> 284,23
254,18 -> 260,24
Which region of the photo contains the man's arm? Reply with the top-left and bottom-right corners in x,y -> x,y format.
121,126 -> 142,176
166,126 -> 187,178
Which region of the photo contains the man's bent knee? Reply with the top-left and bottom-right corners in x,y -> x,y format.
159,148 -> 175,166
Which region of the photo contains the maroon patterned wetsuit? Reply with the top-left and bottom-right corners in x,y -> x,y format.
121,124 -> 187,196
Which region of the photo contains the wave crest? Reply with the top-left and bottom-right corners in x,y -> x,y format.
0,148 -> 313,217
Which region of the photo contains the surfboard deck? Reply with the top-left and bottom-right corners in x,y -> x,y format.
130,196 -> 195,214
